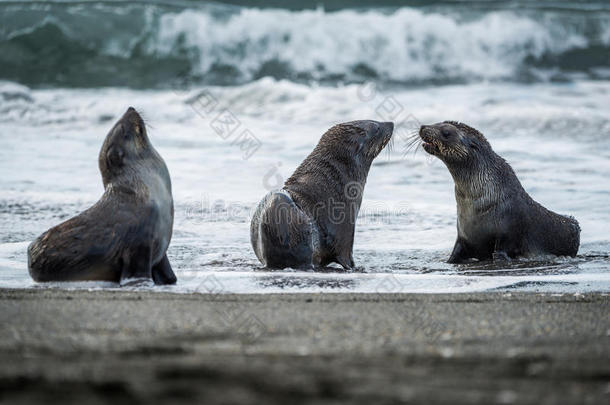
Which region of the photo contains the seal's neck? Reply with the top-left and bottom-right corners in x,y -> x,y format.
445,153 -> 511,205
284,146 -> 370,225
287,145 -> 370,199
103,156 -> 171,200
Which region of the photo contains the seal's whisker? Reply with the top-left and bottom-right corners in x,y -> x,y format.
402,134 -> 422,156
404,131 -> 420,143
385,135 -> 394,159
414,142 -> 423,156
405,136 -> 420,149
139,112 -> 155,130
404,133 -> 419,144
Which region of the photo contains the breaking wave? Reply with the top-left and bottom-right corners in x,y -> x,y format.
0,0 -> 609,88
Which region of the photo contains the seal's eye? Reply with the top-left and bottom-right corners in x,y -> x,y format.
441,129 -> 451,138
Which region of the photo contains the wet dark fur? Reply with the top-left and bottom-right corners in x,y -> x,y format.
251,120 -> 394,269
420,121 -> 580,263
28,108 -> 176,285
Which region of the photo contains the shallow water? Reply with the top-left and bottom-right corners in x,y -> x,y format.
1,79 -> 609,293
0,0 -> 609,293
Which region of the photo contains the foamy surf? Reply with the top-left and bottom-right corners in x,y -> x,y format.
1,79 -> 609,293
1,1 -> 609,87
0,0 -> 609,293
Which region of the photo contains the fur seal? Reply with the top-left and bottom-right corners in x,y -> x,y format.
419,121 -> 580,263
251,120 -> 394,269
28,107 -> 176,285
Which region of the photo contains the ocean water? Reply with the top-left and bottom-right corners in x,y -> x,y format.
0,0 -> 609,293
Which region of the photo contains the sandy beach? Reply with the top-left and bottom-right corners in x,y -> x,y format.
0,289 -> 608,404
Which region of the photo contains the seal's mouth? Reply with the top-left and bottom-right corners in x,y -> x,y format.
419,130 -> 440,155
380,122 -> 394,145
422,140 -> 437,154
370,122 -> 394,157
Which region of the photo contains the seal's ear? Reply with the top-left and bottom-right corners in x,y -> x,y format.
106,145 -> 125,168
461,136 -> 479,151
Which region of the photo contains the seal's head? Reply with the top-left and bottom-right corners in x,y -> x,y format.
99,107 -> 153,186
321,120 -> 394,163
419,121 -> 491,164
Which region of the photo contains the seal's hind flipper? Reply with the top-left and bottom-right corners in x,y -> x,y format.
152,254 -> 177,285
253,191 -> 314,269
492,251 -> 511,262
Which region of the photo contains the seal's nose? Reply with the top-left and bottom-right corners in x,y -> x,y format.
124,106 -> 139,117
382,122 -> 394,134
123,106 -> 141,121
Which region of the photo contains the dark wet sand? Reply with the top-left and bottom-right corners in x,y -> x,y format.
0,289 -> 608,404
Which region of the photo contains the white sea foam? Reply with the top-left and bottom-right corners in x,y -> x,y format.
0,79 -> 609,293
153,7 -> 602,82
1,2 -> 608,87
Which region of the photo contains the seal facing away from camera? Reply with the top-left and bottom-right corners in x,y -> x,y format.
28,107 -> 176,285
419,121 -> 580,263
251,120 -> 394,269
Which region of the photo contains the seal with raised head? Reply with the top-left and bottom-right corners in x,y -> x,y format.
28,107 -> 176,285
251,120 -> 394,269
419,121 -> 580,263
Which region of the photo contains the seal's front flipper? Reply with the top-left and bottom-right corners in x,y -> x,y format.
493,236 -> 513,262
152,254 -> 177,285
120,244 -> 153,286
447,239 -> 469,264
492,251 -> 511,262
336,254 -> 354,270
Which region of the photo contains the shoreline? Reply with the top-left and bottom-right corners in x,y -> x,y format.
1,289 -> 608,404
2,263 -> 610,294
